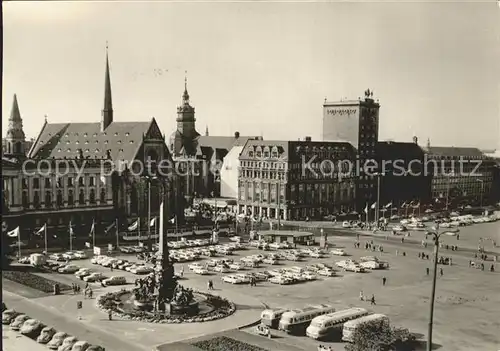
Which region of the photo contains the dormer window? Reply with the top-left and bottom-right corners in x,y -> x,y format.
66,141 -> 70,144
104,140 -> 108,144
67,148 -> 71,152
103,132 -> 107,136
114,132 -> 119,136
85,149 -> 90,153
75,141 -> 80,144
83,133 -> 88,137
65,133 -> 69,137
93,133 -> 97,137
125,132 -> 130,136
58,148 -> 62,152
117,140 -> 122,144
85,140 -> 89,144
95,149 -> 100,153
119,149 -> 124,152
75,133 -> 79,136
129,140 -> 134,144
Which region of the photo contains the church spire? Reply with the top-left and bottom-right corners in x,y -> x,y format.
205,125 -> 209,136
5,94 -> 26,157
182,71 -> 190,104
101,42 -> 113,131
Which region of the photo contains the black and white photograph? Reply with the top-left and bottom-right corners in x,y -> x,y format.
2,2 -> 499,351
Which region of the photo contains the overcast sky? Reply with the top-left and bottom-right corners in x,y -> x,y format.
3,1 -> 500,149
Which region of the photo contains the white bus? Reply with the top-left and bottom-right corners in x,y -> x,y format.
306,308 -> 369,340
342,313 -> 389,342
278,304 -> 336,335
260,308 -> 289,329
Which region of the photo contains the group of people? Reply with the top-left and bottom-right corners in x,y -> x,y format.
359,290 -> 377,305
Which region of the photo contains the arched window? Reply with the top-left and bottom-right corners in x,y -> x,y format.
22,191 -> 29,208
89,189 -> 96,204
34,191 -> 40,208
79,189 -> 85,205
56,190 -> 63,207
68,190 -> 74,206
100,188 -> 106,203
45,191 -> 52,208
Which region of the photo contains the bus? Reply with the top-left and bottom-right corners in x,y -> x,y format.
260,308 -> 289,329
306,308 -> 369,340
342,314 -> 389,342
278,304 -> 336,335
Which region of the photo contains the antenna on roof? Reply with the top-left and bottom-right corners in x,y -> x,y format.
44,114 -> 48,123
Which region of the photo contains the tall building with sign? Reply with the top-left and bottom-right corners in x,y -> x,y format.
323,89 -> 380,209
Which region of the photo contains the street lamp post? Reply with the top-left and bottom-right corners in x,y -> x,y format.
277,173 -> 281,231
426,224 -> 457,351
374,173 -> 383,226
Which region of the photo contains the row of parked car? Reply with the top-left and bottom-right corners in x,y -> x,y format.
49,251 -> 88,262
167,242 -> 245,263
2,307 -> 104,351
91,255 -> 154,275
221,263 -> 337,285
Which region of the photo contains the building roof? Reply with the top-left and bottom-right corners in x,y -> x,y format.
28,119 -> 160,162
195,135 -> 259,160
422,146 -> 485,158
240,139 -> 289,159
376,141 -> 424,159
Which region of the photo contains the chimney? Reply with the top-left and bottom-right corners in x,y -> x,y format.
234,131 -> 240,139
305,136 -> 312,142
413,136 -> 418,145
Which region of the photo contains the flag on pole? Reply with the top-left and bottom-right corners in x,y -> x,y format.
100,175 -> 107,185
413,202 -> 420,208
7,226 -> 20,238
370,202 -> 377,209
401,201 -> 407,208
105,221 -> 116,234
128,220 -> 139,231
169,216 -> 176,224
364,204 -> 368,214
385,202 -> 393,209
150,217 -> 156,227
88,221 -> 95,237
35,224 -> 46,236
69,222 -> 75,236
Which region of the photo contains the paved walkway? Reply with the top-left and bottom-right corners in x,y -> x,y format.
2,326 -> 48,351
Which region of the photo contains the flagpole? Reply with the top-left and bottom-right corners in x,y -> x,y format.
115,218 -> 119,249
175,216 -> 179,242
92,218 -> 95,250
44,224 -> 48,254
69,222 -> 73,252
138,218 -> 141,246
17,228 -> 21,259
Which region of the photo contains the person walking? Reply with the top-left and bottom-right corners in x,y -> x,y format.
370,295 -> 376,305
382,277 -> 387,286
108,310 -> 112,321
88,289 -> 93,299
426,267 -> 430,276
440,268 -> 443,276
359,290 -> 365,301
180,266 -> 184,278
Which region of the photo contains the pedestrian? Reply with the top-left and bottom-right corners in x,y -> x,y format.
180,266 -> 184,278
110,266 -> 113,272
359,290 -> 364,301
370,295 -> 376,305
469,260 -> 472,267
456,234 -> 460,240
402,252 -> 406,257
426,267 -> 430,276
396,250 -> 399,256
401,237 -> 405,243
418,252 -> 421,259
89,289 -> 93,299
440,268 -> 443,276
490,264 -> 495,272
382,277 -> 387,286
449,258 -> 452,266
108,310 -> 112,321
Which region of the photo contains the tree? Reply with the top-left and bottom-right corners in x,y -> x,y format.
345,320 -> 416,351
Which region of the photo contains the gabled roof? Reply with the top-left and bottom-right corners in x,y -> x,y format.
422,146 -> 485,158
29,119 -> 159,162
197,135 -> 258,151
240,139 -> 289,159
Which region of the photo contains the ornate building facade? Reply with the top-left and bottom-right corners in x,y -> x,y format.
238,139 -> 357,221
2,48 -> 177,238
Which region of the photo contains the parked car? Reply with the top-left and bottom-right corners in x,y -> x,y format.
331,249 -> 347,256
86,346 -> 105,351
229,263 -> 244,271
75,269 -> 92,278
83,273 -> 105,282
73,251 -> 88,259
263,258 -> 278,265
221,275 -> 245,284
2,309 -> 19,324
130,266 -> 153,275
20,318 -> 45,338
102,276 -> 127,286
71,340 -> 90,351
58,265 -> 80,274
213,265 -> 230,273
58,336 -> 78,351
37,326 -> 57,343
188,263 -> 204,271
47,332 -> 69,349
317,268 -> 336,277
10,314 -> 30,330
344,263 -> 365,273
193,267 -> 210,275
269,276 -> 293,285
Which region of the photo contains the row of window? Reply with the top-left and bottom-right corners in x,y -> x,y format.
22,188 -> 107,209
48,131 -> 131,138
23,176 -> 104,189
239,161 -> 286,169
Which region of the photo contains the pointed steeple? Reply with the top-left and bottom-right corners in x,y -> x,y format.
426,138 -> 431,149
5,94 -> 26,157
205,125 -> 209,136
10,94 -> 22,122
101,42 -> 113,131
182,71 -> 190,104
